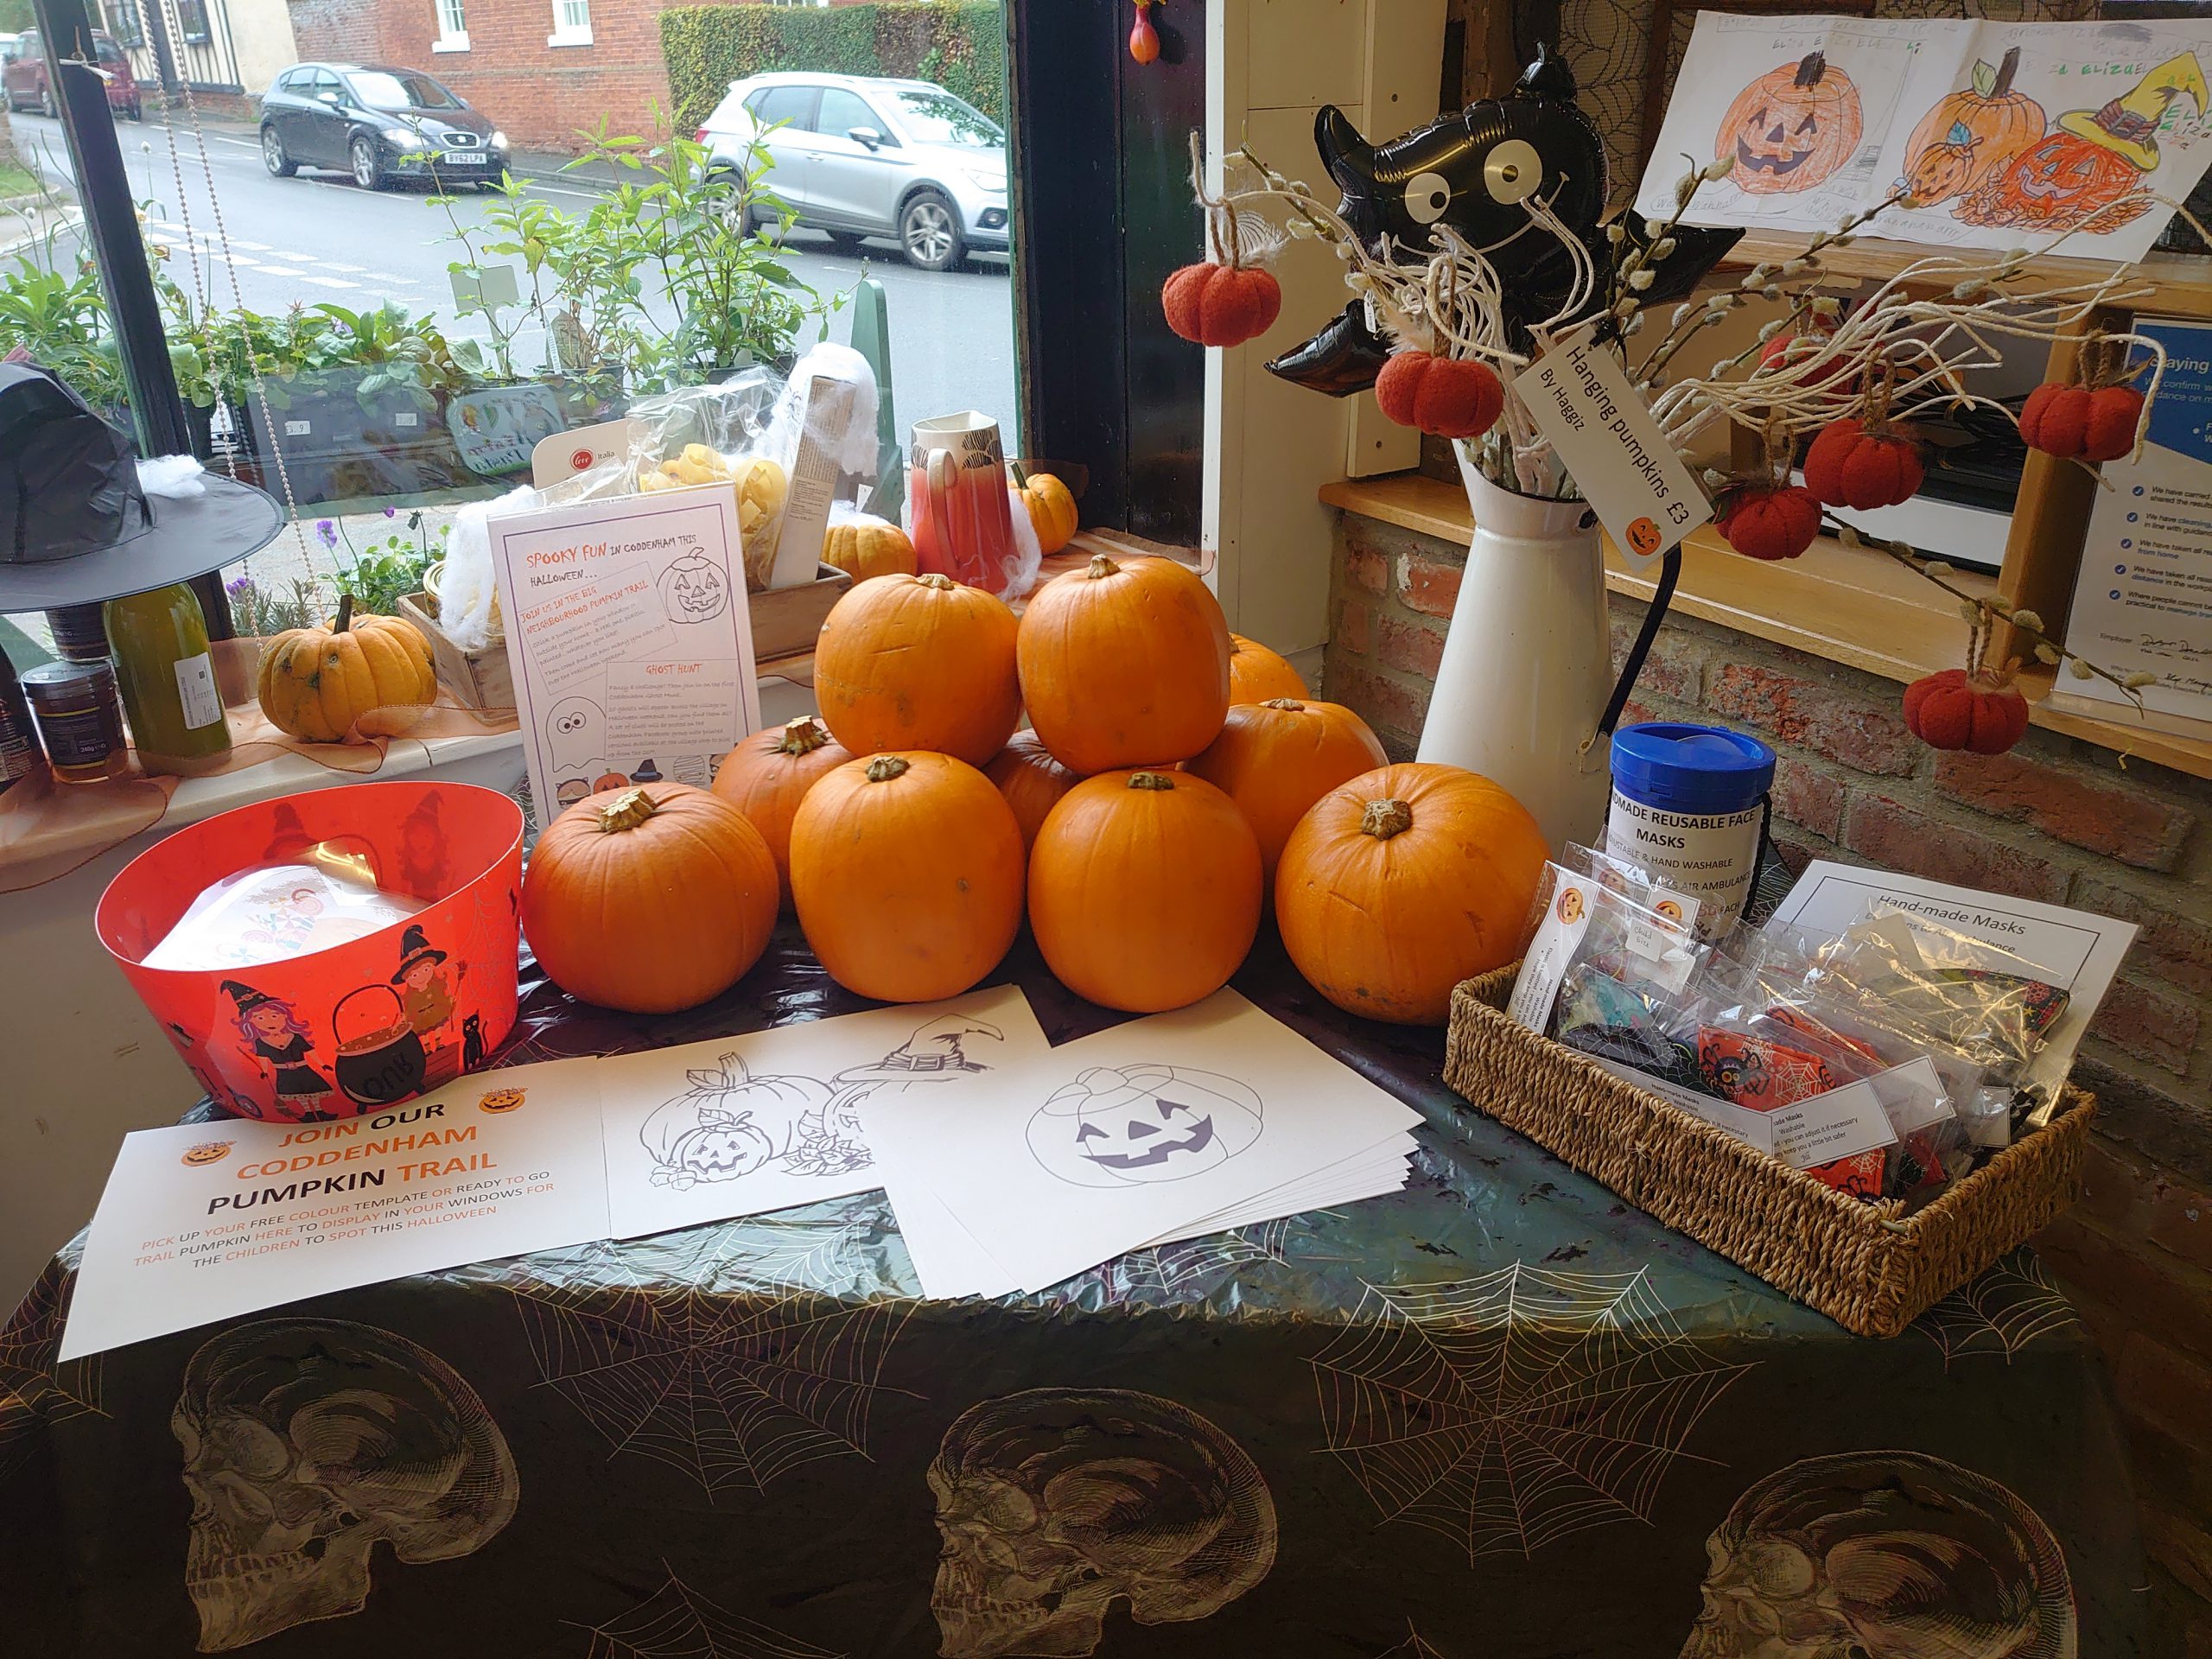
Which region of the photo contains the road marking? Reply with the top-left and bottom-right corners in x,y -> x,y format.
297,275 -> 359,289
323,262 -> 363,273
231,239 -> 270,251
257,265 -> 302,276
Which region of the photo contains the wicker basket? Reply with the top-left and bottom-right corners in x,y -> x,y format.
1443,966 -> 2094,1338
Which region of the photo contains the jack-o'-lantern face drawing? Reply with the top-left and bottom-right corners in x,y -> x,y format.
1960,133 -> 2145,232
659,552 -> 729,624
1716,53 -> 1864,195
181,1141 -> 234,1166
477,1088 -> 526,1115
1027,1065 -> 1265,1188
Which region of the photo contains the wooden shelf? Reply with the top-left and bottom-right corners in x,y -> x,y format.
1721,232 -> 2212,321
1320,473 -> 2212,782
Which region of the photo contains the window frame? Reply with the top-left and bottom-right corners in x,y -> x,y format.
811,86 -> 884,144
547,0 -> 591,48
433,0 -> 468,54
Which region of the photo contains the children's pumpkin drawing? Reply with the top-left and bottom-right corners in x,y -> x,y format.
659,549 -> 731,624
640,1054 -> 835,1190
1715,53 -> 1863,194
1899,48 -> 2044,204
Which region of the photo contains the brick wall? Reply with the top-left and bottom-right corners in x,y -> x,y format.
1325,505 -> 2212,1649
287,0 -> 675,151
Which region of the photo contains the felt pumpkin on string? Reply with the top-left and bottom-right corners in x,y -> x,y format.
1715,53 -> 1865,195
1162,135 -> 1283,348
1716,480 -> 1822,563
1802,367 -> 1924,512
1374,351 -> 1505,440
1902,607 -> 2030,756
2020,381 -> 2145,464
1899,49 -> 2044,204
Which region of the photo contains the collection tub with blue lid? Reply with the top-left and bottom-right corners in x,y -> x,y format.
1603,721 -> 1777,936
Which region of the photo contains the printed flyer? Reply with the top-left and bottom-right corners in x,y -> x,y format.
60,1059 -> 609,1360
488,484 -> 762,828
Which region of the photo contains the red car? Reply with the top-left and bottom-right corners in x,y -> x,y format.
3,29 -> 142,121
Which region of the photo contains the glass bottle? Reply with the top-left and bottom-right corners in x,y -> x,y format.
103,582 -> 232,774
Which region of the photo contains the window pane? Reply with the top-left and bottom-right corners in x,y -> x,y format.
437,0 -> 466,37
750,86 -> 816,130
813,89 -> 877,139
349,72 -> 461,109
556,0 -> 588,32
886,89 -> 1001,149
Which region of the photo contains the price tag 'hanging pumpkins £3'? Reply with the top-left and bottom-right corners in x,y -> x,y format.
1514,327 -> 1712,571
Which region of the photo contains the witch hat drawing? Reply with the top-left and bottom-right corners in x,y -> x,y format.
838,1014 -> 1006,1082
220,981 -> 277,1015
390,925 -> 448,984
2057,52 -> 2209,172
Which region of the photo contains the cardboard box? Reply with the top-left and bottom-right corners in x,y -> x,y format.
398,591 -> 513,712
752,563 -> 852,660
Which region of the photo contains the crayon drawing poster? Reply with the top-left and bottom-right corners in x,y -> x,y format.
488,484 -> 761,827
1640,15 -> 2212,264
60,1058 -> 610,1359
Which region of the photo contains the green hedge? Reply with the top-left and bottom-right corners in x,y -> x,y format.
661,2 -> 1007,138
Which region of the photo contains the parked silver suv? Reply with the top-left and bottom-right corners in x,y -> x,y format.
699,73 -> 1007,272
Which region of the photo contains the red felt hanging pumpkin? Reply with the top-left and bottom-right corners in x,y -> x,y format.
1717,482 -> 1822,562
2019,382 -> 2144,463
1162,262 -> 1281,348
1757,319 -> 1854,391
1802,418 -> 1924,511
1903,668 -> 2031,755
1374,353 -> 1504,440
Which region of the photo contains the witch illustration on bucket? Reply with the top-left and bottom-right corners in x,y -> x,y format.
220,981 -> 338,1121
393,923 -> 469,1089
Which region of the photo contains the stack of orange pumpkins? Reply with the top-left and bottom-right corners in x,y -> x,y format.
524,559 -> 1548,1027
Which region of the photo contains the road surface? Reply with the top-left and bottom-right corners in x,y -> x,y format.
3,107 -> 1020,442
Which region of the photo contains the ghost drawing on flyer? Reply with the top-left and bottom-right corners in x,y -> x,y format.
173,1317 -> 517,1653
929,1388 -> 1276,1659
544,695 -> 605,789
1714,52 -> 1864,195
1027,1065 -> 1264,1187
1680,1450 -> 2075,1658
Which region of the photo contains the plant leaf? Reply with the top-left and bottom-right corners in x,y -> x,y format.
1971,60 -> 1998,99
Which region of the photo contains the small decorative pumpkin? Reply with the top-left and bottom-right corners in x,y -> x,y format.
1900,49 -> 2044,202
1802,418 -> 1924,511
1757,316 -> 1853,391
1228,633 -> 1308,704
711,715 -> 855,909
1028,770 -> 1262,1014
257,594 -> 436,741
822,515 -> 918,584
2019,382 -> 2144,463
1374,352 -> 1504,440
789,753 -> 1026,1002
985,729 -> 1083,854
1275,763 -> 1547,1025
815,572 -> 1022,767
1185,698 -> 1387,891
1162,261 -> 1282,348
1715,52 -> 1864,195
522,785 -> 778,1014
1017,552 -> 1231,773
1011,464 -> 1079,556
1903,667 -> 2031,755
1717,481 -> 1822,562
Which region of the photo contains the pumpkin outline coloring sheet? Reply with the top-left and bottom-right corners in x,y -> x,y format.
1636,14 -> 2212,264
1025,1064 -> 1267,1189
596,985 -> 1052,1241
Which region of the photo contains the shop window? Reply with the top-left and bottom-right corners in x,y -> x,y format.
547,0 -> 590,48
176,0 -> 210,45
434,0 -> 467,53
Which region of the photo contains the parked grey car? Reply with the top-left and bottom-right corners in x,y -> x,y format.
699,73 -> 1007,272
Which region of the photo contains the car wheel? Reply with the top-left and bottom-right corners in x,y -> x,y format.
261,125 -> 296,177
900,190 -> 963,272
352,135 -> 384,191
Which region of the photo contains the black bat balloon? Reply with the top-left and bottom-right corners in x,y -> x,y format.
1268,46 -> 1743,397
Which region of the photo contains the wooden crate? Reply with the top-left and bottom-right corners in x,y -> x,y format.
752,563 -> 852,659
397,592 -> 512,712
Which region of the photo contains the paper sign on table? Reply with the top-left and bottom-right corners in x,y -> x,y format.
1515,327 -> 1711,571
860,988 -> 1421,1295
60,1058 -> 609,1361
489,485 -> 762,826
594,985 -> 1048,1241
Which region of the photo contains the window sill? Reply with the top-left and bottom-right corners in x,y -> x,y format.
546,28 -> 592,47
1319,471 -> 2212,783
432,34 -> 469,52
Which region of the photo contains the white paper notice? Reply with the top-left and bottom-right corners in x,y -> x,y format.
60,1059 -> 609,1360
861,989 -> 1422,1295
489,484 -> 762,828
596,985 -> 1049,1241
1515,327 -> 1711,571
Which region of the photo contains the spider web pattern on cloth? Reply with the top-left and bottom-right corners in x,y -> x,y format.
1311,1264 -> 1749,1561
1914,1251 -> 2077,1370
577,1567 -> 844,1659
0,1258 -> 105,1485
512,1232 -> 915,1497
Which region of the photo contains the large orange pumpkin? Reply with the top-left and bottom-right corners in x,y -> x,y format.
1715,52 -> 1863,195
1017,553 -> 1230,773
711,715 -> 854,909
984,728 -> 1083,853
1275,763 -> 1547,1026
789,753 -> 1026,1002
815,573 -> 1021,766
1028,770 -> 1261,1014
1227,633 -> 1308,704
1185,698 -> 1387,890
1957,131 -> 2145,232
1900,48 -> 2044,204
522,785 -> 779,1014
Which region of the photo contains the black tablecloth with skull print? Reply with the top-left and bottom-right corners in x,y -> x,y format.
2,926 -> 2147,1657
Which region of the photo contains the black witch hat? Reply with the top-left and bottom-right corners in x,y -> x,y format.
391,925 -> 448,983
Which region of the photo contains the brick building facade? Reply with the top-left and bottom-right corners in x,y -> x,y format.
1325,506 -> 2212,1649
287,0 -> 678,151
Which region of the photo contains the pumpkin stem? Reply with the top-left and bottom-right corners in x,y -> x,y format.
1084,553 -> 1120,581
598,787 -> 658,832
1796,51 -> 1827,88
1360,798 -> 1414,840
334,592 -> 354,634
1993,45 -> 2019,99
1008,460 -> 1029,489
1128,771 -> 1176,791
866,755 -> 912,783
776,715 -> 831,756
914,573 -> 957,593
1261,697 -> 1306,711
